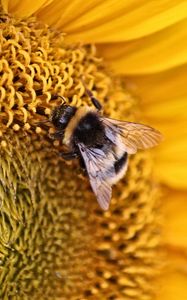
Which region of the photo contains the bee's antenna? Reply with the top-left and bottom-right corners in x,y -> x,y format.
80,77 -> 102,111
34,120 -> 51,129
37,120 -> 50,124
51,94 -> 67,105
58,95 -> 67,105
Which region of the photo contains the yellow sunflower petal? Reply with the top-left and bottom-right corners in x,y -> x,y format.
156,189 -> 187,300
126,64 -> 187,104
98,18 -> 187,74
124,65 -> 187,189
155,128 -> 187,189
163,190 -> 187,247
1,0 -> 53,17
157,268 -> 187,300
34,0 -> 187,43
158,201 -> 187,300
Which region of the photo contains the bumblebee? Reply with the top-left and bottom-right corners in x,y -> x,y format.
50,89 -> 162,210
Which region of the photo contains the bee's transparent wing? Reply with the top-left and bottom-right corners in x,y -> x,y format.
102,118 -> 163,154
78,143 -> 114,210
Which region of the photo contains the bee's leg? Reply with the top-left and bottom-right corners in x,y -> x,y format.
59,151 -> 78,160
49,131 -> 64,140
90,96 -> 102,111
87,90 -> 102,111
81,78 -> 102,111
79,156 -> 87,175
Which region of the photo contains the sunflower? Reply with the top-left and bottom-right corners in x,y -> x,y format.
0,1 -> 187,300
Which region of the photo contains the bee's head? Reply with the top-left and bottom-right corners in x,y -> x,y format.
50,104 -> 77,129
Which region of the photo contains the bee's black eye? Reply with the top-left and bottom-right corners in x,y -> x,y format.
51,105 -> 77,129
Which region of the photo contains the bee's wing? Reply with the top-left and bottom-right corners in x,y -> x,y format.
102,117 -> 163,154
78,143 -> 114,210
